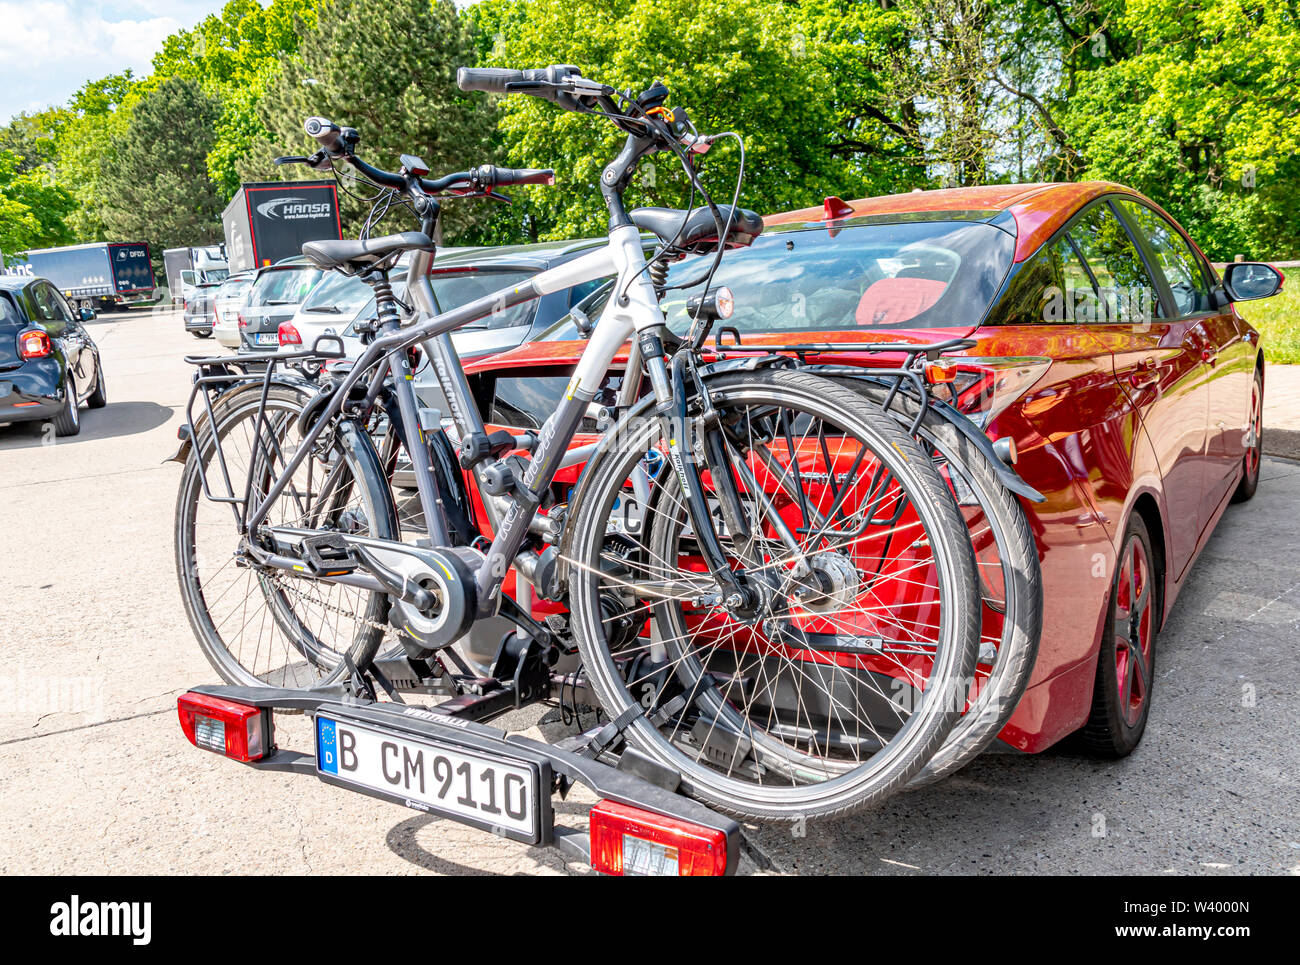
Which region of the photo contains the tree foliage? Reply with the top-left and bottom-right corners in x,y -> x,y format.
255,0 -> 497,238
0,150 -> 76,260
4,0 -> 1300,259
97,77 -> 225,250
466,0 -> 899,241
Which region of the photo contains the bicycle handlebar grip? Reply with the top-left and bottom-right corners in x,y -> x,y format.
457,68 -> 525,93
304,116 -> 346,155
491,166 -> 556,187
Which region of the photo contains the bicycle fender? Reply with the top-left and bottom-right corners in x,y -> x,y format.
923,395 -> 1045,504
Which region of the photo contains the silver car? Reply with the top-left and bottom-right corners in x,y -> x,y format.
212,271 -> 256,349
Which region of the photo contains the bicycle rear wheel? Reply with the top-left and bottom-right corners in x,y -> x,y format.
174,382 -> 398,688
835,379 -> 1042,786
564,369 -> 981,821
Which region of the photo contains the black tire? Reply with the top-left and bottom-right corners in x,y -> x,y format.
565,369 -> 982,821
1231,366 -> 1263,503
87,366 -> 107,409
833,380 -> 1042,787
1081,514 -> 1159,757
174,381 -> 398,689
51,371 -> 80,437
192,330 -> 213,339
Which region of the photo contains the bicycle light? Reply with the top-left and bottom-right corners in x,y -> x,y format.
686,286 -> 734,323
588,800 -> 728,876
178,692 -> 270,763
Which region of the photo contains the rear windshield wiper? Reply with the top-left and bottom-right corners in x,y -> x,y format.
306,305 -> 343,313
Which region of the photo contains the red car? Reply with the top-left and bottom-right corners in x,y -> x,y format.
459,182 -> 1280,758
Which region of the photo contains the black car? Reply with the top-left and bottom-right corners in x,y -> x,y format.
0,276 -> 105,437
183,281 -> 222,338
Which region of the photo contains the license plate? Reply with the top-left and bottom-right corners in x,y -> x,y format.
315,714 -> 543,842
253,332 -> 278,346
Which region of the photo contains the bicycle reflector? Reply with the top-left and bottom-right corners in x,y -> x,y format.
588,800 -> 728,876
177,692 -> 270,763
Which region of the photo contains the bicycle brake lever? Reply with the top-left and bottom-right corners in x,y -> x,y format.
273,155 -> 311,165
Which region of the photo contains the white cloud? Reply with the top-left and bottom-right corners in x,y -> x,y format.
0,1 -> 226,123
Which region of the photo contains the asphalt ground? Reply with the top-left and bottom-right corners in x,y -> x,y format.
0,306 -> 1295,875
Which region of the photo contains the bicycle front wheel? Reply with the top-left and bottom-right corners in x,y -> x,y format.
564,370 -> 981,821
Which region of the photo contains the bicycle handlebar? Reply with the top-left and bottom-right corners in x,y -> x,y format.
456,65 -> 582,101
297,118 -> 554,196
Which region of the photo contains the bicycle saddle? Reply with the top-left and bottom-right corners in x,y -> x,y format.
302,231 -> 435,271
631,205 -> 764,253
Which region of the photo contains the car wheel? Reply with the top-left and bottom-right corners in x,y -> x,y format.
51,371 -> 81,437
1231,367 -> 1263,503
193,330 -> 212,339
87,366 -> 107,409
1081,515 -> 1158,757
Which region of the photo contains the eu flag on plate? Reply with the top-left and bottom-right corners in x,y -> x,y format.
317,717 -> 338,774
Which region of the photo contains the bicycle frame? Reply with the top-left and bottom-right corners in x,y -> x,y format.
240,222 -> 664,618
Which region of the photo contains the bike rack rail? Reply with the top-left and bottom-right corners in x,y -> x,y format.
185,679 -> 743,872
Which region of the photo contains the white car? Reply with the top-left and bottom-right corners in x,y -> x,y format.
212,271 -> 256,349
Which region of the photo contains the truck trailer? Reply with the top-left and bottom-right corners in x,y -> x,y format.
164,245 -> 229,304
2,242 -> 156,312
221,181 -> 342,272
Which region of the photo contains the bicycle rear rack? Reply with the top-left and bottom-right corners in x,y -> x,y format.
707,332 -> 977,436
181,343 -> 348,532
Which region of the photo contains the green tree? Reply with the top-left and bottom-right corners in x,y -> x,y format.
467,0 -> 882,241
0,150 -> 76,260
46,72 -> 139,241
255,0 -> 497,239
97,76 -> 224,252
152,0 -> 319,198
1063,0 -> 1300,258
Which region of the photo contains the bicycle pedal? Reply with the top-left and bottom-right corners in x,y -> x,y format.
299,532 -> 359,576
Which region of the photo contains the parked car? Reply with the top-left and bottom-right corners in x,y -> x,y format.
183,281 -> 223,338
0,275 -> 105,436
463,182 -> 1277,759
237,260 -> 324,353
212,270 -> 257,349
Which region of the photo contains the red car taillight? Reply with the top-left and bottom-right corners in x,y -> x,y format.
588,800 -> 729,876
278,322 -> 302,346
18,329 -> 51,359
177,692 -> 270,762
947,358 -> 1052,427
237,313 -> 247,329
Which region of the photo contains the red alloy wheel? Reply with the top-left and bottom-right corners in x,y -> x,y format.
1113,534 -> 1153,727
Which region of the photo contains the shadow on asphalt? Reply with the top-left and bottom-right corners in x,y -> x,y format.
0,400 -> 174,450
1263,427 -> 1300,461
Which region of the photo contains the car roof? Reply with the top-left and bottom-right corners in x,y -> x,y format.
431,236 -> 615,271
0,276 -> 33,291
764,181 -> 1145,263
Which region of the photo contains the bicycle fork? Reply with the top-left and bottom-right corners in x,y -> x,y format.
638,331 -> 756,613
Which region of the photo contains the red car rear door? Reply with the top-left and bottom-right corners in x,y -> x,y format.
1065,200 -> 1211,582
1113,199 -> 1250,513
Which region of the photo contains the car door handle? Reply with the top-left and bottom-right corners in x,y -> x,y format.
1128,357 -> 1159,388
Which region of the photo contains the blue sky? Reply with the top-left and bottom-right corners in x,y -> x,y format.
0,0 -> 225,123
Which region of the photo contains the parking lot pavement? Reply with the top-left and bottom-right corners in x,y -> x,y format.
1,306 -> 1296,875
1263,363 -> 1300,460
